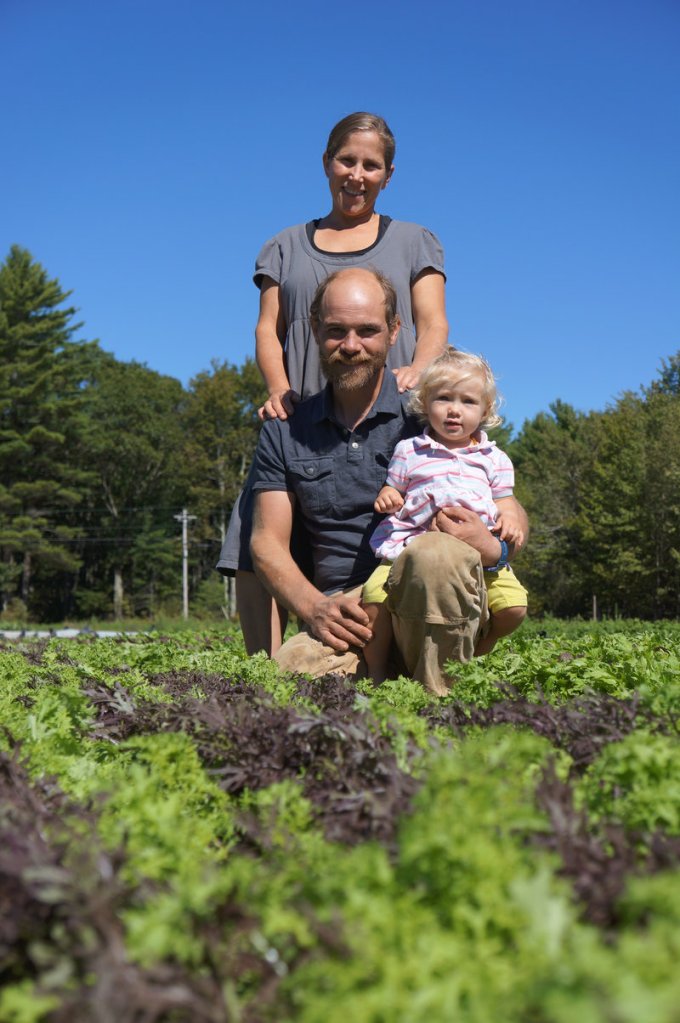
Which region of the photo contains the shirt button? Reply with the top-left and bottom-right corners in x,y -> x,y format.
350,441 -> 359,449
305,466 -> 314,475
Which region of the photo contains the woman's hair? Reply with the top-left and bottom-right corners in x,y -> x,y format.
409,347 -> 503,429
324,112 -> 396,167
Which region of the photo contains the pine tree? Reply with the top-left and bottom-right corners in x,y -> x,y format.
0,246 -> 93,615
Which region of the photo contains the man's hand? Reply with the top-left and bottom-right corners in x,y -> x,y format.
432,505 -> 503,566
374,485 -> 404,514
308,593 -> 373,652
258,388 -> 301,422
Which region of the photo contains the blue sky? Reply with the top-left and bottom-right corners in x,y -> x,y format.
1,0 -> 678,432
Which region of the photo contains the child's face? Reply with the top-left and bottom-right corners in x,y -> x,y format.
425,372 -> 487,448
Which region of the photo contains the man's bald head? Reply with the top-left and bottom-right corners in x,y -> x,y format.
309,267 -> 399,338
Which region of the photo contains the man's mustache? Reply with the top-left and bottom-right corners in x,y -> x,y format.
326,351 -> 373,366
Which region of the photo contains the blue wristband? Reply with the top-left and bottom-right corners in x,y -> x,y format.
484,538 -> 509,572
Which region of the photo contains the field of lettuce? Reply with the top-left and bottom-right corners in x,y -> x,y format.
1,619 -> 679,1023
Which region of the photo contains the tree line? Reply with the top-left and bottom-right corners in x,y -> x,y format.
510,357 -> 680,620
1,245 -> 678,622
0,246 -> 265,621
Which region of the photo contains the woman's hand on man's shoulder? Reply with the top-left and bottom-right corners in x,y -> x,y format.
258,389 -> 302,422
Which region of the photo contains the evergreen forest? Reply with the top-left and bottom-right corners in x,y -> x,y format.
1,245 -> 678,624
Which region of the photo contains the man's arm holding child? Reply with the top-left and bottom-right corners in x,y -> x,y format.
433,499 -> 528,564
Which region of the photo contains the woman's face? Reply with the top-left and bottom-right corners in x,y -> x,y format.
323,130 -> 393,219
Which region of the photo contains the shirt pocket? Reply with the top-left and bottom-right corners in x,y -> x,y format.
289,456 -> 336,515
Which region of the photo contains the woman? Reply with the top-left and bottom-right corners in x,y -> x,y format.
218,112 -> 449,654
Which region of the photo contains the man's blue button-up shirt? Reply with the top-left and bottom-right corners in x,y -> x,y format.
252,371 -> 420,595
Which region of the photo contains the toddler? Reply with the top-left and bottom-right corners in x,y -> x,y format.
362,348 -> 528,683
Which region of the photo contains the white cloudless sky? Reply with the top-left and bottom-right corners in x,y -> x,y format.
1,0 -> 678,431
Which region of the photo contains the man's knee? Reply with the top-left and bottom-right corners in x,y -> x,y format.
401,531 -> 481,574
385,532 -> 485,623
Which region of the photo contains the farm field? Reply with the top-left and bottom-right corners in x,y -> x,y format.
1,620 -> 679,1022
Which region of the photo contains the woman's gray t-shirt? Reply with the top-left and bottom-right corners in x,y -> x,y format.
254,219 -> 446,399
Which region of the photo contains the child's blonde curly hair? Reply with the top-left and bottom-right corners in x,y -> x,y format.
408,347 -> 503,430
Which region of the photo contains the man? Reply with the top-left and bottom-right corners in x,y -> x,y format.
250,267 -> 526,694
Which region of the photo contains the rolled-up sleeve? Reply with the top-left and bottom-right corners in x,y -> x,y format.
410,226 -> 446,282
253,235 -> 283,290
251,421 -> 290,494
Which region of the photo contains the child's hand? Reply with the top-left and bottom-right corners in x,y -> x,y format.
495,511 -> 525,546
375,485 -> 404,514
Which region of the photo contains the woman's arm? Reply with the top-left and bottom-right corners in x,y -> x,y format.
255,277 -> 300,420
392,268 -> 448,392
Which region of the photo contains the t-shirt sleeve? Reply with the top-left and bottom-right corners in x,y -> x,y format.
489,447 -> 515,499
251,422 -> 289,493
253,235 -> 283,290
410,226 -> 446,283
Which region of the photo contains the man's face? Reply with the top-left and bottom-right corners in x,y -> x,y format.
315,274 -> 399,391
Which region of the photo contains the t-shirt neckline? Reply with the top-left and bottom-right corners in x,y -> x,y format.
306,215 -> 392,256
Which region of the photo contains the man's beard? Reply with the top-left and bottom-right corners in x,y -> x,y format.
320,349 -> 386,391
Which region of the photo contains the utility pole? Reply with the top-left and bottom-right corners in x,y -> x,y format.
174,508 -> 196,619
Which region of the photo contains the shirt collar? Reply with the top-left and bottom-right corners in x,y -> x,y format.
415,428 -> 494,453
